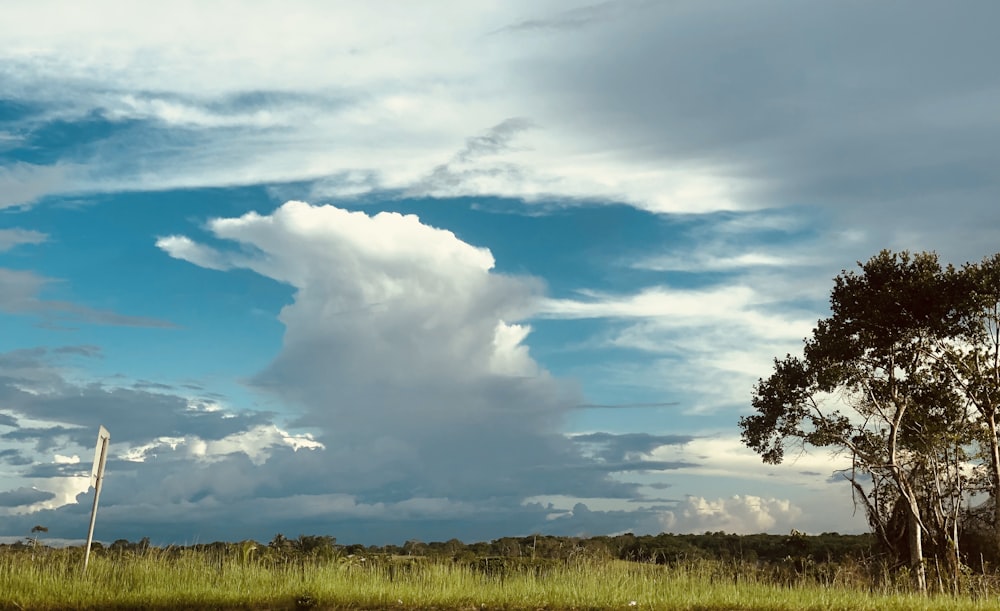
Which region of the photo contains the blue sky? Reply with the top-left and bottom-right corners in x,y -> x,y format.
2,0 -> 999,545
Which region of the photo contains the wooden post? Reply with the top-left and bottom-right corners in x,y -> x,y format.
84,426 -> 110,572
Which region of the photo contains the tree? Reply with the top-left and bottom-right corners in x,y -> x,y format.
930,253 -> 1000,562
402,539 -> 428,556
29,525 -> 48,548
293,534 -> 337,560
267,533 -> 295,563
740,251 -> 974,591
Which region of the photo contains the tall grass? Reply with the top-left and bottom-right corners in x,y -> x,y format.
2,548 -> 999,610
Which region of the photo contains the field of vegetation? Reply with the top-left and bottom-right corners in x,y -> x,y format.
3,532 -> 1000,610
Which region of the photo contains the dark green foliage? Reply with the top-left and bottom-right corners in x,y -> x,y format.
0,531 -> 876,564
739,251 -> 993,591
612,531 -> 874,565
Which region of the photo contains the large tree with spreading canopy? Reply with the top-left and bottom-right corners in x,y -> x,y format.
740,250 -> 1000,591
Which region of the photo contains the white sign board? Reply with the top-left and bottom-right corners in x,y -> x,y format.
84,425 -> 110,572
90,425 -> 110,488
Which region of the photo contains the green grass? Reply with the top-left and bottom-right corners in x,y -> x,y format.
2,551 -> 999,610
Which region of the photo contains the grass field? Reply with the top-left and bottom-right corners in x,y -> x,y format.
3,548 -> 1000,611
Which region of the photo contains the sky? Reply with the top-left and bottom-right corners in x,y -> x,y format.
1,0 -> 999,546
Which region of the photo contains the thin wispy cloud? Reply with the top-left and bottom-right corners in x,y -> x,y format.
0,228 -> 47,251
0,162 -> 77,209
494,0 -> 654,34
0,268 -> 176,328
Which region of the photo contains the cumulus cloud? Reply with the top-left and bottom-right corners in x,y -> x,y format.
526,486 -> 863,537
2,0 -> 993,543
0,346 -> 333,533
527,432 -> 866,535
0,205 -> 696,541
155,202 -> 618,499
120,425 -> 322,466
0,347 -> 287,451
157,201 -> 646,510
658,495 -> 802,534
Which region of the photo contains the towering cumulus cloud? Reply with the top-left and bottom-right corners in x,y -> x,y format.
158,201 -> 595,511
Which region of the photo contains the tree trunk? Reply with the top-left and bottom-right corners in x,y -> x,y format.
988,413 -> 1000,561
907,500 -> 927,592
951,511 -> 961,595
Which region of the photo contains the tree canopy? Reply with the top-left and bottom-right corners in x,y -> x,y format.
740,250 -> 1000,592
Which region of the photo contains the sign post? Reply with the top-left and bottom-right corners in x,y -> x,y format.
83,425 -> 110,572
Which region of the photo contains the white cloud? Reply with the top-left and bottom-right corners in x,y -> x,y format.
0,0 -> 996,268
491,321 -> 540,377
540,285 -> 789,324
120,426 -> 322,467
524,434 -> 858,531
38,476 -> 91,512
105,94 -> 293,129
3,0 -> 995,543
658,495 -> 803,534
0,2 -> 752,215
0,163 -> 78,209
650,436 -> 852,487
0,229 -> 48,252
156,201 -> 633,507
537,283 -> 816,412
634,251 -> 802,273
155,235 -> 231,271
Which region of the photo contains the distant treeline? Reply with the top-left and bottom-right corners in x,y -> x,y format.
3,531 -> 877,565
379,532 -> 877,565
